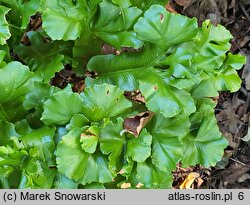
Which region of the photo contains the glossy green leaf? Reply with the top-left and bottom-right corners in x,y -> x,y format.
72,0 -> 101,58
0,138 -> 28,187
182,114 -> 228,167
134,5 -> 198,49
54,127 -> 68,145
41,0 -> 87,40
99,31 -> 143,49
0,98 -> 28,123
0,50 -> 5,65
0,46 -> 10,67
56,129 -> 114,185
214,53 -> 245,92
215,70 -> 242,93
136,161 -> 173,188
78,153 -> 114,185
24,81 -> 60,111
0,121 -> 19,146
224,53 -> 246,70
168,73 -> 201,90
87,45 -> 196,118
15,31 -> 64,82
41,90 -> 85,126
0,0 -> 40,29
0,166 -> 13,187
130,0 -> 167,10
0,1 -> 244,189
0,61 -> 32,104
94,0 -> 142,49
20,0 -> 41,28
73,29 -> 102,59
0,143 -> 27,167
66,114 -> 89,131
158,47 -> 195,78
112,0 -> 131,8
120,156 -> 134,177
195,20 -> 232,56
81,84 -> 132,121
126,129 -> 152,163
140,80 -> 196,118
99,118 -> 125,170
192,53 -> 226,74
19,160 -> 56,188
192,53 -> 245,98
20,126 -> 56,165
80,126 -> 99,154
148,114 -> 190,172
14,119 -> 33,135
86,45 -> 162,91
191,76 -> 218,99
53,173 -> 78,189
0,6 -> 10,45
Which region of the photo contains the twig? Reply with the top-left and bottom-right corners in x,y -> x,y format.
239,3 -> 250,21
229,157 -> 247,166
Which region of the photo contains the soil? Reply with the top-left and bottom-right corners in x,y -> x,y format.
168,0 -> 250,189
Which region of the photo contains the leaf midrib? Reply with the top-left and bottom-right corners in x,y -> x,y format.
96,53 -> 163,77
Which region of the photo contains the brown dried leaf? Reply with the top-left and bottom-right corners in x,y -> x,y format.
21,13 -> 42,46
179,172 -> 200,189
242,130 -> 250,142
101,43 -> 116,54
124,111 -> 155,137
238,173 -> 250,183
124,90 -> 145,104
222,163 -> 250,185
165,1 -> 178,13
136,183 -> 144,189
216,97 -> 244,134
120,183 -> 131,189
80,133 -> 94,138
196,177 -> 204,188
118,169 -> 125,175
81,128 -> 97,138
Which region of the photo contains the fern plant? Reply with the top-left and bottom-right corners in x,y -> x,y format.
0,0 -> 246,188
